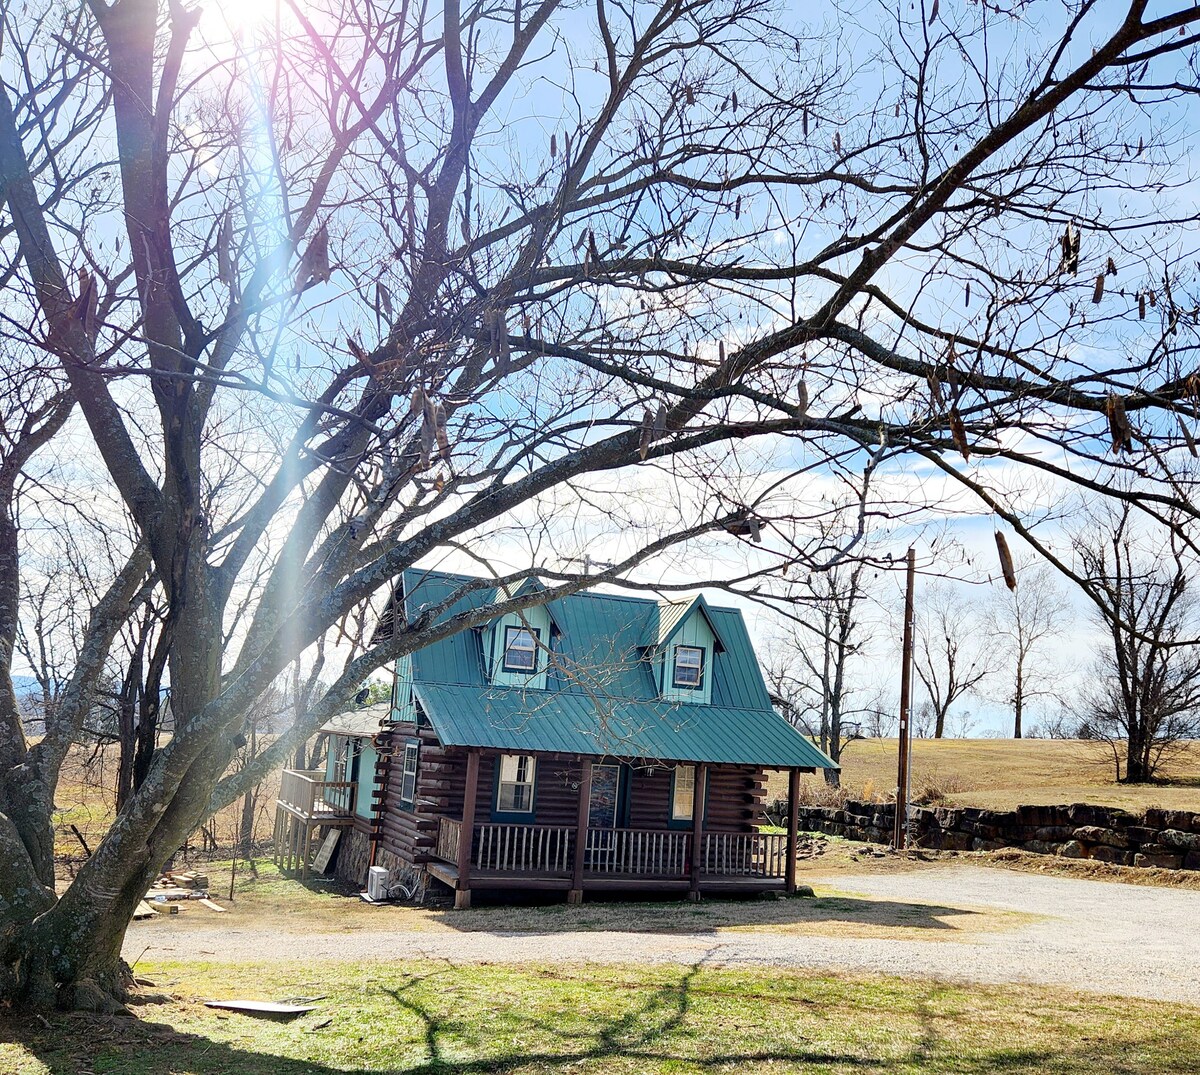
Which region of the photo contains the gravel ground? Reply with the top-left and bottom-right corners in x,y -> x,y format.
126,865 -> 1200,1005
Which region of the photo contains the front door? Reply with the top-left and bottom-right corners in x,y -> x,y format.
586,764 -> 621,871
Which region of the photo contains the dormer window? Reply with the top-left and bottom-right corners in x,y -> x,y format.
503,626 -> 539,672
673,645 -> 704,689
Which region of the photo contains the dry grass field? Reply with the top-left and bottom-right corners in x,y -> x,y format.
767,738 -> 1200,813
51,744 -> 282,866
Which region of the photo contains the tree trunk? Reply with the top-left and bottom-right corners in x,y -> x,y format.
1013,657 -> 1024,739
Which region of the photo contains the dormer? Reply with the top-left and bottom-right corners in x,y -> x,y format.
654,595 -> 727,705
484,579 -> 560,689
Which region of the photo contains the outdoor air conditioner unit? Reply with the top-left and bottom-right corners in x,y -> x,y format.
366,866 -> 390,901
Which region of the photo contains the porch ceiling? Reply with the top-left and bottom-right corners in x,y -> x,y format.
412,682 -> 837,769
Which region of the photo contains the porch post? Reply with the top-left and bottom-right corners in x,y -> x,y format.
786,768 -> 801,895
456,749 -> 481,910
569,759 -> 593,905
688,763 -> 708,901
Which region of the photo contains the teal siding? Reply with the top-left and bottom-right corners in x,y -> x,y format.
660,611 -> 716,704
392,653 -> 415,722
487,604 -> 552,688
355,743 -> 379,820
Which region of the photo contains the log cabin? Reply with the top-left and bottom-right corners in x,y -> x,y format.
274,569 -> 836,905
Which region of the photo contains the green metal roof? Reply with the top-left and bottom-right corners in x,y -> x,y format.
412,682 -> 834,768
400,569 -> 837,770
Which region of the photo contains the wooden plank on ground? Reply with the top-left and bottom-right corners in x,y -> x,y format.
197,898 -> 227,913
132,901 -> 157,920
312,829 -> 340,874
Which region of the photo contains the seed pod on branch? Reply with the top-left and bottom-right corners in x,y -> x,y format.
948,408 -> 970,461
1139,292 -> 1147,319
1092,273 -> 1105,304
419,412 -> 434,470
653,403 -> 668,438
433,400 -> 452,464
1105,393 -> 1134,453
347,336 -> 372,371
797,379 -> 809,417
72,268 -> 98,338
1106,256 -> 1117,277
927,373 -> 946,411
295,222 -> 330,290
375,279 -> 393,322
1178,413 -> 1198,458
639,407 -> 655,460
550,132 -> 557,158
994,531 -> 1017,591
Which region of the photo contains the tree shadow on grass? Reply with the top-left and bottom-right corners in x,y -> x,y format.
1,959 -> 1189,1075
434,893 -> 984,934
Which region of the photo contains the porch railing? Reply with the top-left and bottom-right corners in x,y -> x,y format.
701,832 -> 788,878
434,820 -> 789,880
584,828 -> 689,875
278,769 -> 356,819
474,823 -> 575,873
435,816 -> 462,864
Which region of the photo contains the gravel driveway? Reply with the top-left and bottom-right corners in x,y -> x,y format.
126,866 -> 1200,1005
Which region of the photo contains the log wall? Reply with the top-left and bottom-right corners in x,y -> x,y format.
373,736 -> 772,874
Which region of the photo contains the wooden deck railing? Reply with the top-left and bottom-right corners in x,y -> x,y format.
435,816 -> 462,864
474,823 -> 574,873
584,828 -> 690,876
435,819 -> 787,880
701,832 -> 788,878
277,769 -> 356,819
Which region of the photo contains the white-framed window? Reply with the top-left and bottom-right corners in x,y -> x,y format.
502,625 -> 539,672
497,753 -> 536,813
671,764 -> 696,821
673,645 -> 704,688
399,739 -> 419,807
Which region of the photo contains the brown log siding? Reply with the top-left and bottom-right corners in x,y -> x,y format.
375,730 -> 769,870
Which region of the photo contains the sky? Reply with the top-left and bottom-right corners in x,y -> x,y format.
9,0 -> 1200,743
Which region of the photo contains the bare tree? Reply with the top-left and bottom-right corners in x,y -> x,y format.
986,559 -> 1073,739
911,584 -> 996,739
0,0 -> 1199,1011
1074,506 -> 1200,782
766,554 -> 879,784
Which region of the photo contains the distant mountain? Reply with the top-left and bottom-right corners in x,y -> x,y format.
12,676 -> 45,736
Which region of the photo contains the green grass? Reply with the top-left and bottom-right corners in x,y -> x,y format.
3,960 -> 1198,1074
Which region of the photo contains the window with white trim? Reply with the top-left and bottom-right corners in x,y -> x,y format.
399,739 -> 419,807
672,645 -> 704,688
502,626 -> 539,672
671,764 -> 696,821
497,753 -> 536,813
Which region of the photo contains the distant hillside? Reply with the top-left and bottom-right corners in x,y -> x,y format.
12,676 -> 45,735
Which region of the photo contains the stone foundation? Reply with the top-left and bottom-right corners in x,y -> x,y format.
330,827 -> 430,900
785,800 -> 1200,871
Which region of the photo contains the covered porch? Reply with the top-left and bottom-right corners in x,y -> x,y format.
427,752 -> 804,907
272,768 -> 357,877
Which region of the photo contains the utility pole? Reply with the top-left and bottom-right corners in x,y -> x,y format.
893,546 -> 916,850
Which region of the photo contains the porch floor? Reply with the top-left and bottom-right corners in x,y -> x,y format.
424,860 -> 786,895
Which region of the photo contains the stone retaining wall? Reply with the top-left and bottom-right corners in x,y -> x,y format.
792,800 -> 1200,870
